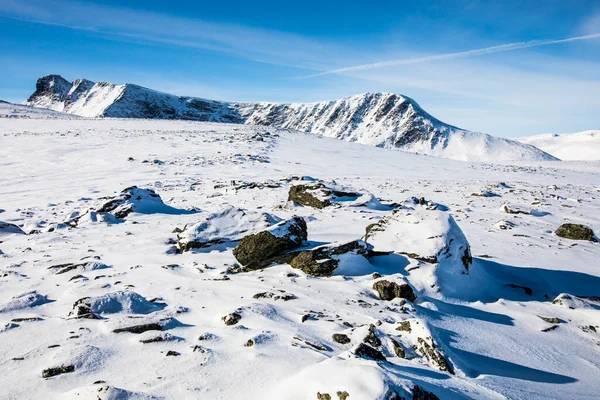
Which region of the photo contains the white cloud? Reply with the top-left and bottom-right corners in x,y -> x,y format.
299,33 -> 600,79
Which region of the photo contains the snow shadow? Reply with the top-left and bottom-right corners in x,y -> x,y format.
418,299 -> 514,326
473,258 -> 600,303
436,328 -> 577,384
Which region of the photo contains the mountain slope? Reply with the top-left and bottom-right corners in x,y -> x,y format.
517,130 -> 600,161
26,75 -> 557,162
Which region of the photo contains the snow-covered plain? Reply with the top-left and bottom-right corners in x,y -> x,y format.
1,104 -> 600,399
517,130 -> 600,161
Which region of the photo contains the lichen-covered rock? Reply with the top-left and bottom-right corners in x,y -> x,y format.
288,181 -> 386,210
332,334 -> 351,344
396,321 -> 412,333
290,240 -> 367,277
373,280 -> 417,302
555,223 -> 597,242
336,391 -> 350,400
42,365 -> 75,378
288,182 -> 359,209
390,338 -> 406,358
233,216 -> 307,270
416,337 -> 453,374
177,206 -> 280,251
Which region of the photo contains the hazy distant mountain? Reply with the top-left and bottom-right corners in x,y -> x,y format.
26,74 -> 558,162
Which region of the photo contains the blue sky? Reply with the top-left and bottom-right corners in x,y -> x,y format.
0,0 -> 599,137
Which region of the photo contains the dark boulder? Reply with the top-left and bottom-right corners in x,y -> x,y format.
555,223 -> 597,242
373,280 -> 417,302
233,216 -> 307,270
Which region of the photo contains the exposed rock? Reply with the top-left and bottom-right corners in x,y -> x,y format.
177,206 -> 279,251
470,190 -> 500,197
354,343 -> 386,362
48,261 -> 110,275
555,223 -> 597,242
165,350 -> 180,356
317,393 -> 332,400
11,317 -> 42,323
396,321 -> 412,333
139,332 -> 176,344
337,391 -> 350,400
500,204 -> 530,215
290,240 -> 367,277
42,365 -> 75,378
412,385 -> 440,400
253,291 -> 297,301
332,333 -> 351,345
391,338 -> 406,358
96,186 -> 166,219
538,316 -> 560,324
222,312 -> 242,326
373,280 -> 417,302
505,283 -> 533,296
288,182 -> 360,209
552,293 -> 600,309
363,325 -> 382,347
233,216 -> 307,270
416,337 -> 453,374
113,322 -> 163,334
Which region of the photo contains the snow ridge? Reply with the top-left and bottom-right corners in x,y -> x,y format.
25,74 -> 558,162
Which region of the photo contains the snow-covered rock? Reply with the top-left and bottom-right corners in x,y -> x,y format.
364,206 -> 472,296
288,181 -> 388,210
177,206 -> 280,251
0,291 -> 49,312
69,291 -> 165,318
0,221 -> 25,235
63,383 -> 159,400
25,75 -> 557,162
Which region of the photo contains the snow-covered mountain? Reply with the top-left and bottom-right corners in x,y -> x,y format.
26,74 -> 557,162
517,130 -> 600,161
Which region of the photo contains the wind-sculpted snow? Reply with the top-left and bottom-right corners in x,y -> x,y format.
1,107 -> 599,399
24,75 -> 557,162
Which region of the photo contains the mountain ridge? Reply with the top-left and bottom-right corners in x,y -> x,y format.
25,74 -> 558,162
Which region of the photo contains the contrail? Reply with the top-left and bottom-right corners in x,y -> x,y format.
300,32 -> 600,79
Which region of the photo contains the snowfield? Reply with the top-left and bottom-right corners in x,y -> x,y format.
517,130 -> 600,161
1,104 -> 599,400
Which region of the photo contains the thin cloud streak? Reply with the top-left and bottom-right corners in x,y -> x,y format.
300,33 -> 600,78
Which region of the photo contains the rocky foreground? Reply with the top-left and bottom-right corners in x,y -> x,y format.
0,108 -> 599,399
